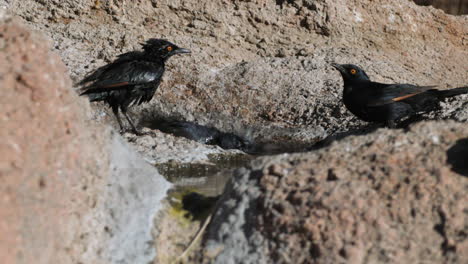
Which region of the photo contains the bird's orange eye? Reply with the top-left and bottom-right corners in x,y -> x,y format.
350,69 -> 357,74
167,46 -> 173,52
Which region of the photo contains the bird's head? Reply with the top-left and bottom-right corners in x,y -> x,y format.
141,39 -> 190,60
332,63 -> 370,82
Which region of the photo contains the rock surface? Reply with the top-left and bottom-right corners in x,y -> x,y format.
122,127 -> 247,164
2,0 -> 467,139
0,14 -> 170,264
201,121 -> 468,264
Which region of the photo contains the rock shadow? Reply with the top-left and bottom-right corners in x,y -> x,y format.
141,116 -> 253,153
308,124 -> 380,151
446,137 -> 468,177
308,117 -> 441,152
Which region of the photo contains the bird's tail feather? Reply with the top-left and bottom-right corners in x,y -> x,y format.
80,91 -> 105,102
439,86 -> 468,98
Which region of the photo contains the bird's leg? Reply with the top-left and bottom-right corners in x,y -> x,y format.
112,105 -> 125,133
399,114 -> 424,128
122,110 -> 140,135
386,120 -> 397,129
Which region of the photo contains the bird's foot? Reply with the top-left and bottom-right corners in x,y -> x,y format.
118,128 -> 143,136
385,120 -> 397,129
132,129 -> 144,136
132,127 -> 153,136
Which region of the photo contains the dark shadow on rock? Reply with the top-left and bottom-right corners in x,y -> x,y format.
307,124 -> 380,151
398,115 -> 427,130
141,117 -> 254,152
140,115 -> 319,156
307,116 -> 446,152
413,0 -> 467,15
446,137 -> 468,177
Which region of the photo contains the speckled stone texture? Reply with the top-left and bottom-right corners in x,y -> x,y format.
201,121 -> 468,263
0,14 -> 170,264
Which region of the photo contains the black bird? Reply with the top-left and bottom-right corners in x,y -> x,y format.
153,119 -> 252,151
332,63 -> 468,127
79,39 -> 190,134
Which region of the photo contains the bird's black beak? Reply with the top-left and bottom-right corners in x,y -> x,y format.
331,63 -> 345,73
173,48 -> 191,55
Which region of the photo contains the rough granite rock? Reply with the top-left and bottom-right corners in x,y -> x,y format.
201,121 -> 468,264
0,15 -> 170,264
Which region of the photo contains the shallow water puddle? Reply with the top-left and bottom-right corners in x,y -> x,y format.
153,152 -> 254,263
155,153 -> 253,196
151,137 -> 320,262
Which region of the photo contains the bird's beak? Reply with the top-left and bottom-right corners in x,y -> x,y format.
331,63 -> 344,73
173,48 -> 191,55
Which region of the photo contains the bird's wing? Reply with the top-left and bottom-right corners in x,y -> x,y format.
367,83 -> 437,106
78,51 -> 143,85
79,60 -> 163,94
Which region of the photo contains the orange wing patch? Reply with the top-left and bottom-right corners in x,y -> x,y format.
392,93 -> 419,102
104,82 -> 130,88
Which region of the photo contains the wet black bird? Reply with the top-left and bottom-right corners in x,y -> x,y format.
79,39 -> 190,134
332,63 -> 468,127
154,119 -> 252,151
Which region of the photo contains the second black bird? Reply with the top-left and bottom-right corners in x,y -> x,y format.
332,63 -> 468,127
79,39 -> 190,134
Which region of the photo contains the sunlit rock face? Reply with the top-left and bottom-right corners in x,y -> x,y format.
0,14 -> 170,264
